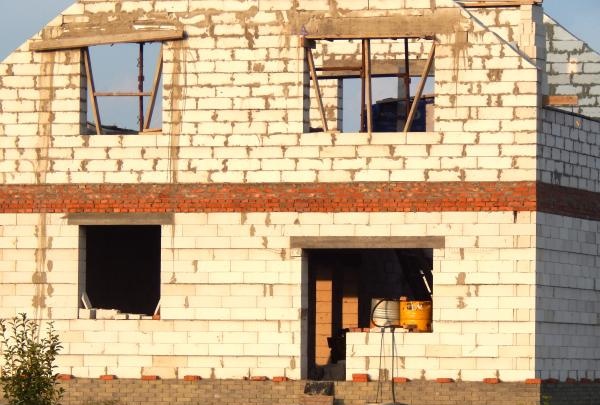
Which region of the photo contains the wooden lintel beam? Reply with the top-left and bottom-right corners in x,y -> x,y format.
543,95 -> 578,107
67,213 -> 174,225
301,9 -> 462,40
290,236 -> 445,249
31,29 -> 184,51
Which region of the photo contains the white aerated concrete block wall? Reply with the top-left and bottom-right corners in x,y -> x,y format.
0,131 -> 538,185
0,4 -> 83,139
539,108 -> 600,192
536,213 -> 600,381
346,211 -> 537,382
0,211 -> 537,380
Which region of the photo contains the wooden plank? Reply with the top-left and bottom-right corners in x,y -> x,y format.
81,293 -> 92,309
404,42 -> 436,133
31,29 -> 184,51
318,59 -> 431,79
360,45 -> 366,132
138,43 -> 145,133
307,47 -> 329,132
459,0 -> 541,7
67,213 -> 174,225
144,45 -> 163,130
290,236 -> 445,249
543,95 -> 578,106
316,66 -> 362,72
83,47 -> 102,135
403,38 -> 411,120
364,39 -> 373,134
93,92 -> 152,97
301,9 -> 462,40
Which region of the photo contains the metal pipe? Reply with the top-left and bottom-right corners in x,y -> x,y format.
138,43 -> 145,133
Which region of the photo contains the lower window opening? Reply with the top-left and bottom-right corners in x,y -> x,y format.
306,248 -> 433,381
81,225 -> 161,318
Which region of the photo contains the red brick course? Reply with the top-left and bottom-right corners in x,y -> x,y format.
0,182 -> 537,213
0,181 -> 596,221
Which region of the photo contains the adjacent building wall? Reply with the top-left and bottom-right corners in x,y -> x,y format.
536,212 -> 600,381
536,108 -> 600,381
539,108 -> 600,193
545,14 -> 600,119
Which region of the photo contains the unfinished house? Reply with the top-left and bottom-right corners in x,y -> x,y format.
0,0 -> 599,404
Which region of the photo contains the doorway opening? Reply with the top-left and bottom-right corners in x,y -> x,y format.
306,248 -> 433,381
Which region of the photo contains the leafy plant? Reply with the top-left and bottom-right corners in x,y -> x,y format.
0,313 -> 64,405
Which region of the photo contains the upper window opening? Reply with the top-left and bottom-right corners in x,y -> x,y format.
84,42 -> 163,135
304,38 -> 436,133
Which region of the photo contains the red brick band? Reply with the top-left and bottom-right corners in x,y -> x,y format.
0,181 -> 595,219
536,182 -> 600,221
0,182 -> 537,214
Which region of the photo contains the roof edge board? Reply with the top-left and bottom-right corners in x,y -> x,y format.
455,1 -> 539,69
457,0 -> 542,8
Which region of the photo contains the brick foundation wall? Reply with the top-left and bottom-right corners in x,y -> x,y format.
2,379 -> 597,405
0,379 -> 549,405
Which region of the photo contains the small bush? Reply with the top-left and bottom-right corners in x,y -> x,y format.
0,313 -> 64,405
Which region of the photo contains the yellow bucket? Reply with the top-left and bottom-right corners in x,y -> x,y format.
400,301 -> 432,332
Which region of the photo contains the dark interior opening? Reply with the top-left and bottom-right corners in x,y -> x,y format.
306,248 -> 433,380
84,225 -> 161,315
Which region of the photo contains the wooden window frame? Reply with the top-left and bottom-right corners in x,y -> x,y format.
32,29 -> 184,135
